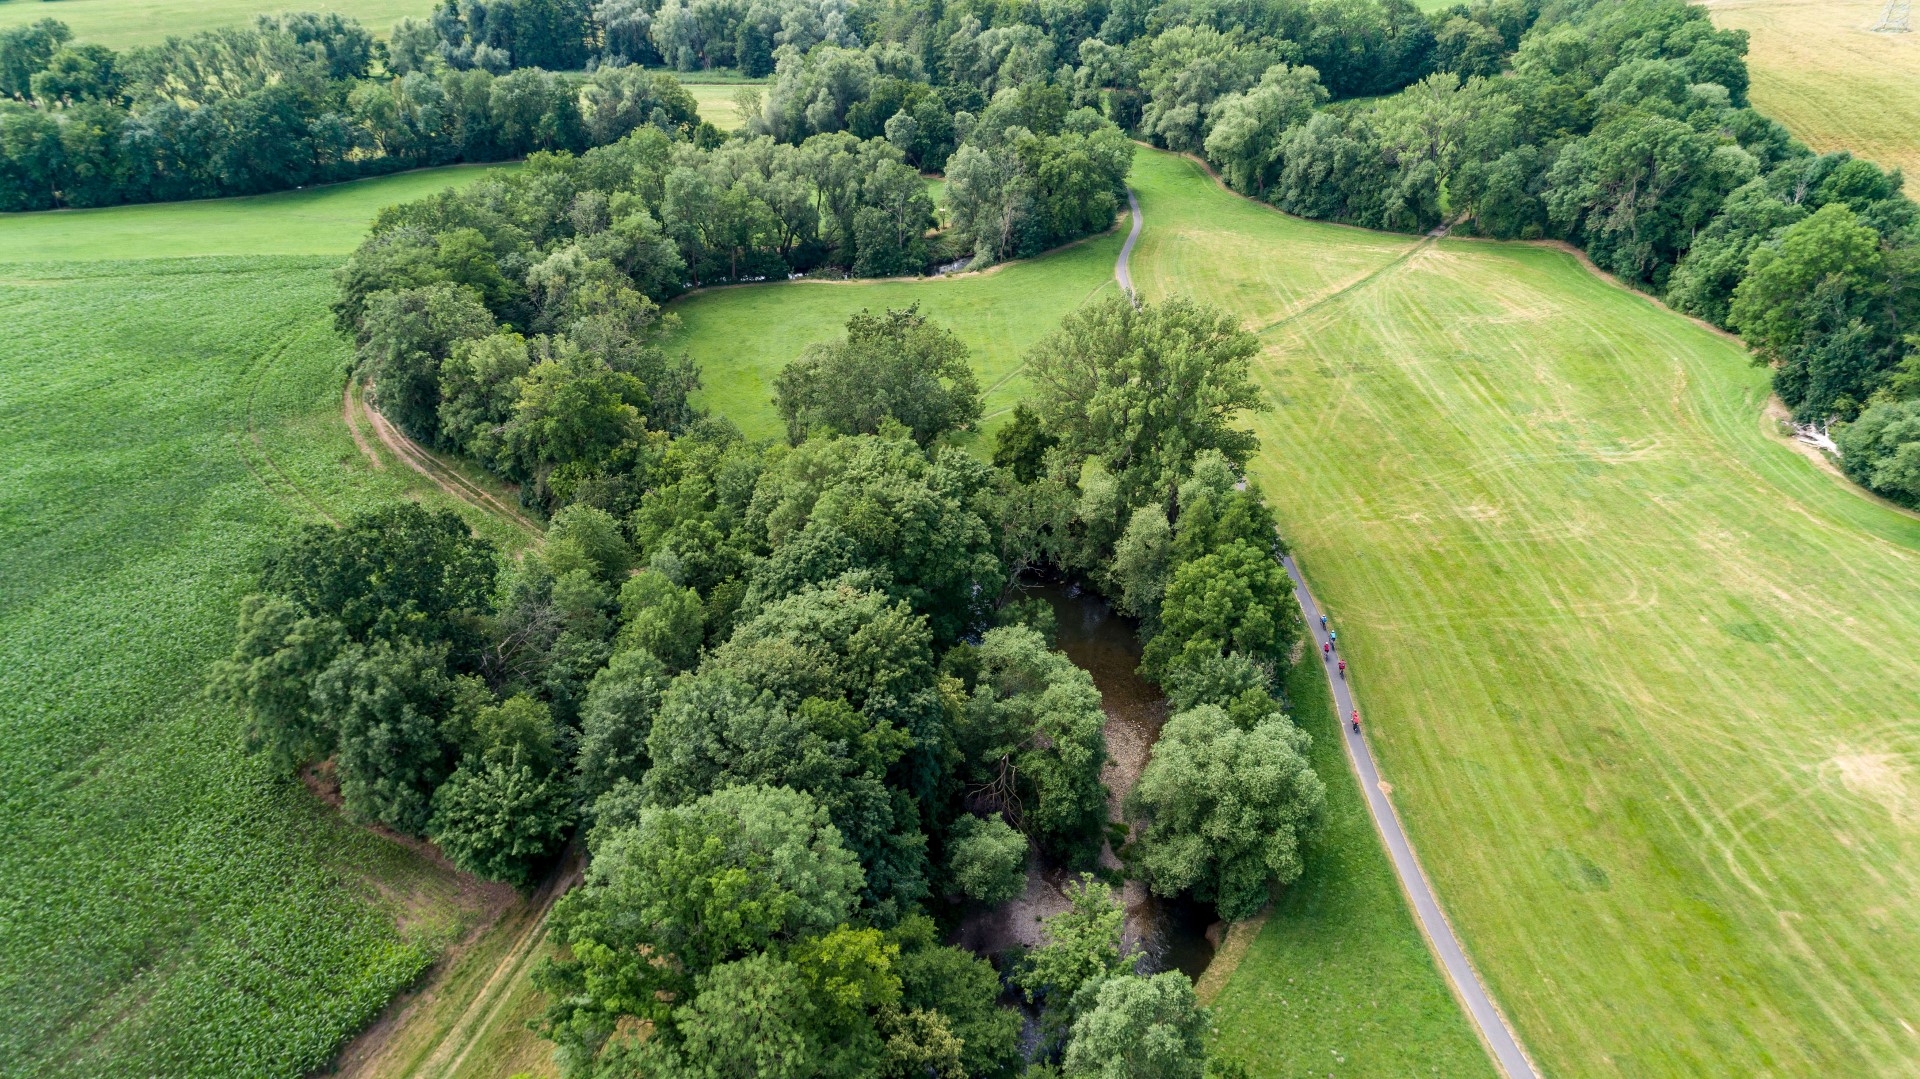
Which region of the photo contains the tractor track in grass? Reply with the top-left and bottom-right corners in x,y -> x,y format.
344,380 -> 541,536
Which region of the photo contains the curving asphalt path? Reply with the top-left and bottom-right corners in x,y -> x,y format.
1284,557 -> 1539,1079
1116,186 -> 1143,301
1107,185 -> 1535,1078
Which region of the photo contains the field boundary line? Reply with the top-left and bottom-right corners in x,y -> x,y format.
1282,554 -> 1540,1079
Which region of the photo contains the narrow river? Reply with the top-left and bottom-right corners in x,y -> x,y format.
948,581 -> 1217,981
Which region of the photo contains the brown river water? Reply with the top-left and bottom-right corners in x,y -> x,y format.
949,580 -> 1217,982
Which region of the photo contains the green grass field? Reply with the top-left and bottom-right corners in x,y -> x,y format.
0,165 -> 530,1074
1705,0 -> 1920,177
683,79 -> 763,132
1127,148 -> 1920,1076
658,227 -> 1126,446
0,164 -> 509,262
0,0 -> 428,46
1207,650 -> 1495,1077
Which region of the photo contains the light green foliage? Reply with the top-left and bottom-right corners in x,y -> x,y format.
1109,504 -> 1173,622
1024,293 -> 1265,526
547,504 -> 635,583
946,814 -> 1028,906
775,305 -> 983,446
1017,874 -> 1128,1010
1127,705 -> 1324,921
1139,541 -> 1296,681
1204,64 -> 1328,195
539,785 -> 862,1061
469,693 -> 561,772
428,752 -> 574,887
1061,972 -> 1211,1079
617,571 -> 706,670
576,648 -> 673,803
959,626 -> 1110,862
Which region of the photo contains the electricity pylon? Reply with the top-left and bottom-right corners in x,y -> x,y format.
1871,0 -> 1911,32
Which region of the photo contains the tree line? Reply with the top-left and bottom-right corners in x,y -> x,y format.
222,283 -> 1327,1075
0,13 -> 713,210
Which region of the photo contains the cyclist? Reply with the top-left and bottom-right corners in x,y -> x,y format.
1329,631 -> 1337,649
1320,615 -> 1327,630
1338,660 -> 1346,678
1350,710 -> 1360,733
1322,642 -> 1331,660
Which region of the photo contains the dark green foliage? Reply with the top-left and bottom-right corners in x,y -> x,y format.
957,626 -> 1110,864
537,784 -> 863,1063
261,503 -> 498,648
575,648 -> 673,803
992,403 -> 1059,484
744,433 -> 1003,644
1837,396 -> 1920,503
209,595 -> 346,772
0,22 -> 695,211
312,638 -> 461,834
775,305 -> 983,446
355,286 -> 498,445
428,752 -> 575,886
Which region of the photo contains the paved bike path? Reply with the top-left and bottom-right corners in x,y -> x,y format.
1116,186 -> 1143,296
1284,556 -> 1539,1079
1114,186 -> 1536,1078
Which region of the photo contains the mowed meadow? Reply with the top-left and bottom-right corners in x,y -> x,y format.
0,0 -> 427,46
659,227 -> 1127,446
1705,0 -> 1920,176
0,167 -> 527,1076
1126,148 -> 1920,1075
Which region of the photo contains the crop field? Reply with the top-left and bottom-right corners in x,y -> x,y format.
0,0 -> 428,46
0,164 -> 509,263
658,226 -> 1126,446
1127,147 -> 1920,1076
1705,0 -> 1920,176
0,167 -> 528,1073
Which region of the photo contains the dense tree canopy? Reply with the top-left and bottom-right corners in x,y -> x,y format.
776,305 -> 982,445
1128,704 -> 1325,920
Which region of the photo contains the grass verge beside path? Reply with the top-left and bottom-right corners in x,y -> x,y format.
0,163 -> 510,262
1128,145 -> 1920,1076
1209,654 -> 1495,1078
0,255 -> 528,1076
